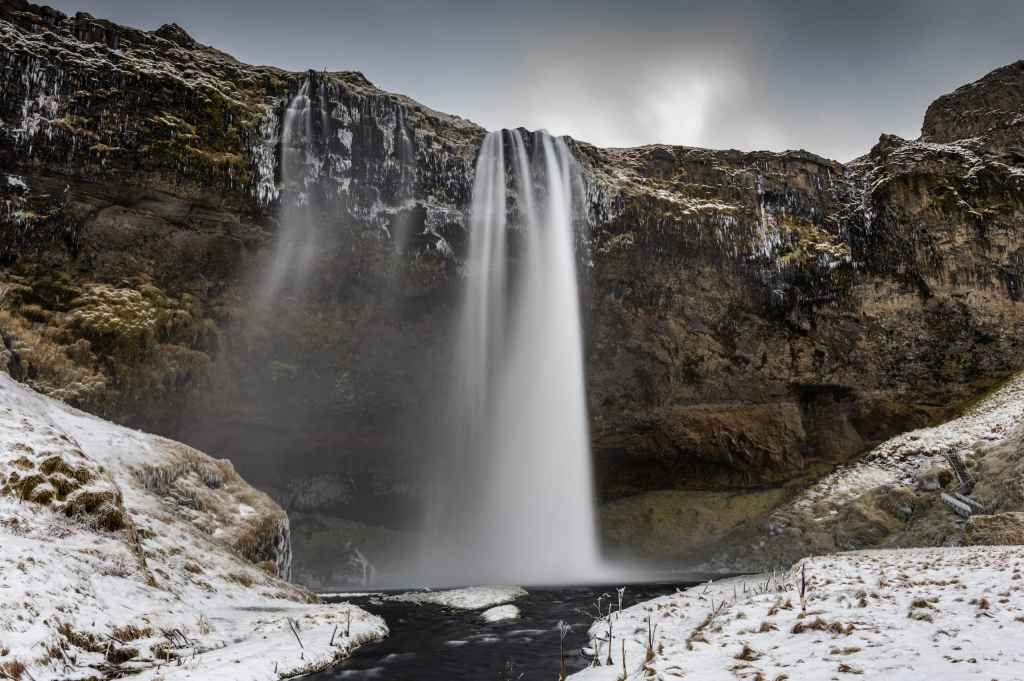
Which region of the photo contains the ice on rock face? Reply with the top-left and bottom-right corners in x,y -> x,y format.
4,174 -> 28,190
252,103 -> 281,206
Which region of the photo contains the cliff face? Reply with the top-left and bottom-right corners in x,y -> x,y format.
1,0 -> 1022,572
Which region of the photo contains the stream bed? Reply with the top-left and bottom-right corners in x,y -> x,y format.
316,583 -> 695,681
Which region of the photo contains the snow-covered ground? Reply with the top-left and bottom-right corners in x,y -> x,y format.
0,373 -> 386,680
386,585 -> 528,610
573,545 -> 1024,681
572,373 -> 1024,680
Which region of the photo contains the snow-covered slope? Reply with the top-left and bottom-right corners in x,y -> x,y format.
700,371 -> 1024,571
572,546 -> 1024,681
0,373 -> 386,680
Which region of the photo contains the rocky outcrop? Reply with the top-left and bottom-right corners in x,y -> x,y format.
0,1 -> 1022,570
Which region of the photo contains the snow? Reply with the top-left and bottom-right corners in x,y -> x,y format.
774,372 -> 1024,530
0,373 -> 387,680
386,586 -> 528,610
572,546 -> 1024,681
572,374 -> 1024,680
480,605 -> 521,623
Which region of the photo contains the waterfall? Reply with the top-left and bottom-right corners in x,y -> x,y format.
262,80 -> 323,300
421,129 -> 603,586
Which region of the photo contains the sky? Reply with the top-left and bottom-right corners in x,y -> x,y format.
45,0 -> 1024,162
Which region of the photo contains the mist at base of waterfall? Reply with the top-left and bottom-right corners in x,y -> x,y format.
415,129 -> 606,587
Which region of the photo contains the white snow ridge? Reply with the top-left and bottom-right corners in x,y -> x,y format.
0,373 -> 386,680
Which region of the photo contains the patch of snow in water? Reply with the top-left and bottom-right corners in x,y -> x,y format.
387,585 -> 528,610
480,604 -> 521,622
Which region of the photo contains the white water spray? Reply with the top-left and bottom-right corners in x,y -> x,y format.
422,129 -> 603,585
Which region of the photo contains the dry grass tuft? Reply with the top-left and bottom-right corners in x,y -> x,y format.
111,624 -> 153,642
226,572 -> 256,588
0,659 -> 26,680
791,617 -> 854,635
735,644 -> 762,661
56,622 -> 104,653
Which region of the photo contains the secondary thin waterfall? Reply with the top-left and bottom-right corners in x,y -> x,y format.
262,80 -> 322,300
423,129 -> 602,585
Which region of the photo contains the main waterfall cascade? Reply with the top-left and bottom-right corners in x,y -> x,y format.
420,129 -> 604,585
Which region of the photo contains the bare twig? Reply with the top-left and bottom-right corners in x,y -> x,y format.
287,618 -> 304,650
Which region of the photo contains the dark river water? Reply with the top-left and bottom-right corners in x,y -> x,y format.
314,582 -> 695,681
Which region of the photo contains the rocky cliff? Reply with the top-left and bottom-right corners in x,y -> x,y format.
1,0 -> 1022,577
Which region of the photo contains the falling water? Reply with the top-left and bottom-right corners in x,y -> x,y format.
421,129 -> 603,585
261,80 -> 323,300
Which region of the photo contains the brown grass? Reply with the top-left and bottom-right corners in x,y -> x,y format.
791,617 -> 855,635
111,624 -> 153,642
735,644 -> 762,661
226,572 -> 256,588
0,309 -> 106,404
0,659 -> 26,680
56,622 -> 104,653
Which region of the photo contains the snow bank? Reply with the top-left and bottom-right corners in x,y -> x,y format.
573,545 -> 1024,680
387,585 -> 528,610
0,373 -> 386,680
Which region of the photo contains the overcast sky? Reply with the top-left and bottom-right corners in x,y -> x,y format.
46,0 -> 1024,161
